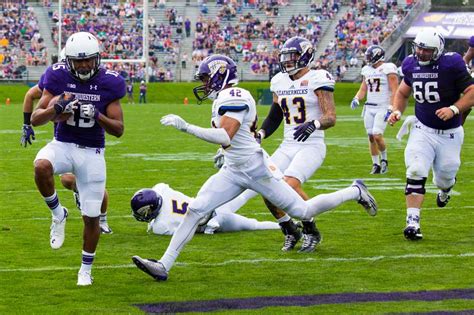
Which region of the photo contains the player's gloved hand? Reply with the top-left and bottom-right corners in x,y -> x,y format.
160,114 -> 189,131
80,103 -> 99,119
20,124 -> 35,147
293,120 -> 319,142
54,93 -> 78,115
384,105 -> 393,122
213,148 -> 225,169
255,129 -> 265,144
350,97 -> 359,109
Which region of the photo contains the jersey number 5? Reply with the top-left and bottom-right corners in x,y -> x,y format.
172,200 -> 188,215
413,81 -> 440,104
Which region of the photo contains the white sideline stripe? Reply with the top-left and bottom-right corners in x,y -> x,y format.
4,205 -> 474,222
1,253 -> 473,273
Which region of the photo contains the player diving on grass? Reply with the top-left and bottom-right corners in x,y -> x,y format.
387,29 -> 474,240
131,54 -> 378,281
130,183 -> 280,235
20,48 -> 112,234
350,45 -> 399,175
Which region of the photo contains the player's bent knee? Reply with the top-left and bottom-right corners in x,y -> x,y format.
34,159 -> 53,177
405,177 -> 427,195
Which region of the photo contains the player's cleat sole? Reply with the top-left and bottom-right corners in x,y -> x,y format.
404,226 -> 423,240
77,271 -> 93,286
436,192 -> 450,208
352,179 -> 378,216
132,256 -> 168,281
50,207 -> 68,249
370,164 -> 381,174
380,159 -> 388,174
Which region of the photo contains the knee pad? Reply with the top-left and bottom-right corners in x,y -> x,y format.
405,177 -> 427,195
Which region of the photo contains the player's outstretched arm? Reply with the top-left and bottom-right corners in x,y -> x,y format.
258,93 -> 283,141
160,114 -> 232,146
436,85 -> 474,121
388,81 -> 411,125
96,100 -> 124,137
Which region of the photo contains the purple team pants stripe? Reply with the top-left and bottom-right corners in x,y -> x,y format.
136,288 -> 474,313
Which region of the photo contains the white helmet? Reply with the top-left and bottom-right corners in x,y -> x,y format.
412,29 -> 445,66
65,31 -> 101,81
59,48 -> 66,62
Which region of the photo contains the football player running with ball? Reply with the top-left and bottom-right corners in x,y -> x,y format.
351,45 -> 399,174
387,30 -> 474,240
132,54 -> 378,281
31,32 -> 125,285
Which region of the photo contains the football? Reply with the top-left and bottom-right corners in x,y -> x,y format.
48,93 -> 75,122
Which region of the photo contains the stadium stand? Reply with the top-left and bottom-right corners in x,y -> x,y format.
0,0 -> 465,83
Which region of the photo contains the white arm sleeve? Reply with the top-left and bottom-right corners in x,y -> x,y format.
186,124 -> 231,146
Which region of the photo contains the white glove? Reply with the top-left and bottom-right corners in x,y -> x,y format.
160,114 -> 189,131
350,97 -> 359,109
396,115 -> 417,141
80,103 -> 97,119
64,99 -> 79,114
213,148 -> 225,169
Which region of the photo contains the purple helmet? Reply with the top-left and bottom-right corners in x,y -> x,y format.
193,54 -> 239,103
365,45 -> 385,65
279,36 -> 314,75
130,189 -> 162,222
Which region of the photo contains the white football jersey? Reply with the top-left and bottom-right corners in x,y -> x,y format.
149,183 -> 194,235
211,87 -> 260,166
361,62 -> 398,107
270,69 -> 335,144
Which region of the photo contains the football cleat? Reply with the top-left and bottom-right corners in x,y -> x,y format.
100,221 -> 113,234
77,270 -> 93,286
352,180 -> 378,216
298,221 -> 322,253
380,159 -> 388,174
132,256 -> 168,281
73,192 -> 81,211
50,207 -> 68,249
204,217 -> 220,235
281,231 -> 302,252
404,225 -> 423,240
298,232 -> 322,253
436,191 -> 451,208
370,164 -> 381,174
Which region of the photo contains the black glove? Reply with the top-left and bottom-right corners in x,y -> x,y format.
293,120 -> 317,142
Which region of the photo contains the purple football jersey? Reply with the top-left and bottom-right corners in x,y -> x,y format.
42,64 -> 125,148
469,35 -> 474,48
38,72 -> 46,91
402,52 -> 473,130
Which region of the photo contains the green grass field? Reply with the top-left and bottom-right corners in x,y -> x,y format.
0,83 -> 473,314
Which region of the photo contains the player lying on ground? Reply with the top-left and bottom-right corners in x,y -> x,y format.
131,183 -> 280,235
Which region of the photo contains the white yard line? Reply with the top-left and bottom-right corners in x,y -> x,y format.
1,253 -> 473,273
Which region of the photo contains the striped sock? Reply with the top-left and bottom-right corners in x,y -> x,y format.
44,192 -> 64,220
79,250 -> 95,273
99,212 -> 107,223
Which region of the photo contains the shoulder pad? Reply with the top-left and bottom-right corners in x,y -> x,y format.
308,69 -> 335,91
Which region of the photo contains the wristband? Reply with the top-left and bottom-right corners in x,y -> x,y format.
23,112 -> 32,124
449,105 -> 460,115
314,120 -> 321,129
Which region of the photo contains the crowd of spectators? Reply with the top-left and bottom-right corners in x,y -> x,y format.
0,2 -> 44,79
313,0 -> 411,80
